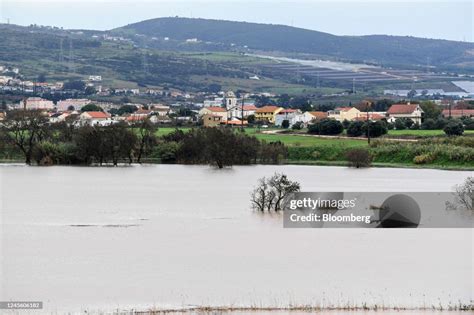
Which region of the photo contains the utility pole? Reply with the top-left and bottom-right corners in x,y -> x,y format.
68,39 -> 74,74
366,102 -> 371,144
352,78 -> 356,94
241,96 -> 245,132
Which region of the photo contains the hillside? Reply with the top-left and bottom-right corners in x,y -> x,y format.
0,21 -> 472,95
114,17 -> 474,71
0,24 -> 328,94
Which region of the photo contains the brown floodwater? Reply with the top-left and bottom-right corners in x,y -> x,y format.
0,165 -> 472,314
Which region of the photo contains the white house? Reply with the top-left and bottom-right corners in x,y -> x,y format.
79,111 -> 112,126
386,103 -> 424,124
275,109 -> 302,127
229,105 -> 257,119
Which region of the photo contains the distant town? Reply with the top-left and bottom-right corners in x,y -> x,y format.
1,64 -> 473,128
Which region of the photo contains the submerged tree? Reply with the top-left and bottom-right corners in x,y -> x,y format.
447,177 -> 473,211
2,110 -> 49,165
134,119 -> 158,164
250,173 -> 300,212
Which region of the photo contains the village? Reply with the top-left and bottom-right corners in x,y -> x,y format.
1,64 -> 474,129
1,54 -> 474,136
2,90 -> 473,130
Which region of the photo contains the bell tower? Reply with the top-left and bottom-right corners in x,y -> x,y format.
224,91 -> 237,110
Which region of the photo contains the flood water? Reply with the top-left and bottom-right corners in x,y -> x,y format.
0,165 -> 472,314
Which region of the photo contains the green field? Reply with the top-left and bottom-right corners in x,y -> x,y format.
155,127 -> 367,147
387,129 -> 474,137
252,133 -> 366,147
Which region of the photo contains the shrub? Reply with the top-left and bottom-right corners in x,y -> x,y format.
410,122 -> 420,130
308,118 -> 343,135
394,119 -> 406,130
444,120 -> 464,136
435,118 -> 447,129
259,141 -> 287,164
307,123 -> 320,134
404,118 -> 414,129
464,119 -> 474,130
281,119 -> 290,129
292,121 -> 303,130
311,150 -> 321,159
421,118 -> 436,130
288,146 -> 348,161
32,141 -> 61,165
345,148 -> 372,168
153,141 -> 180,163
342,119 -> 351,129
346,121 -> 364,137
362,121 -> 388,138
413,154 -> 434,164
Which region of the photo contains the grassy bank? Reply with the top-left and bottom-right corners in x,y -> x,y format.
286,137 -> 474,170
387,129 -> 474,137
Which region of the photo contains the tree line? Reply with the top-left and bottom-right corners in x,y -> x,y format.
0,110 -> 287,167
156,128 -> 287,168
1,110 -> 157,166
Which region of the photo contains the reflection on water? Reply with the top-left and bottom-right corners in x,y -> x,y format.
0,165 -> 472,314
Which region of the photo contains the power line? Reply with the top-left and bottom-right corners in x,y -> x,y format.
68,39 -> 75,74
59,38 -> 64,63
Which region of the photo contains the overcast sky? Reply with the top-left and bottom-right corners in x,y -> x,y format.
1,0 -> 472,42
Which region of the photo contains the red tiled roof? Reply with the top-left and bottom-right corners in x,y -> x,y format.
308,111 -> 328,119
442,109 -> 474,117
84,111 -> 110,119
278,109 -> 298,114
242,105 -> 257,111
387,104 -> 419,114
206,106 -> 227,112
255,106 -> 281,113
354,114 -> 385,121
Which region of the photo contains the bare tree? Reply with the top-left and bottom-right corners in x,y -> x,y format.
453,177 -> 473,210
251,177 -> 275,212
268,173 -> 301,211
251,173 -> 300,212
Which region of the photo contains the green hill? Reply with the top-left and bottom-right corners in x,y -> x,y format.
0,24 -> 327,94
115,17 -> 474,71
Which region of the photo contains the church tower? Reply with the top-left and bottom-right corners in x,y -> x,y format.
224,91 -> 237,110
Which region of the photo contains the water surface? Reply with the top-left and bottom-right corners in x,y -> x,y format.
0,165 -> 472,314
